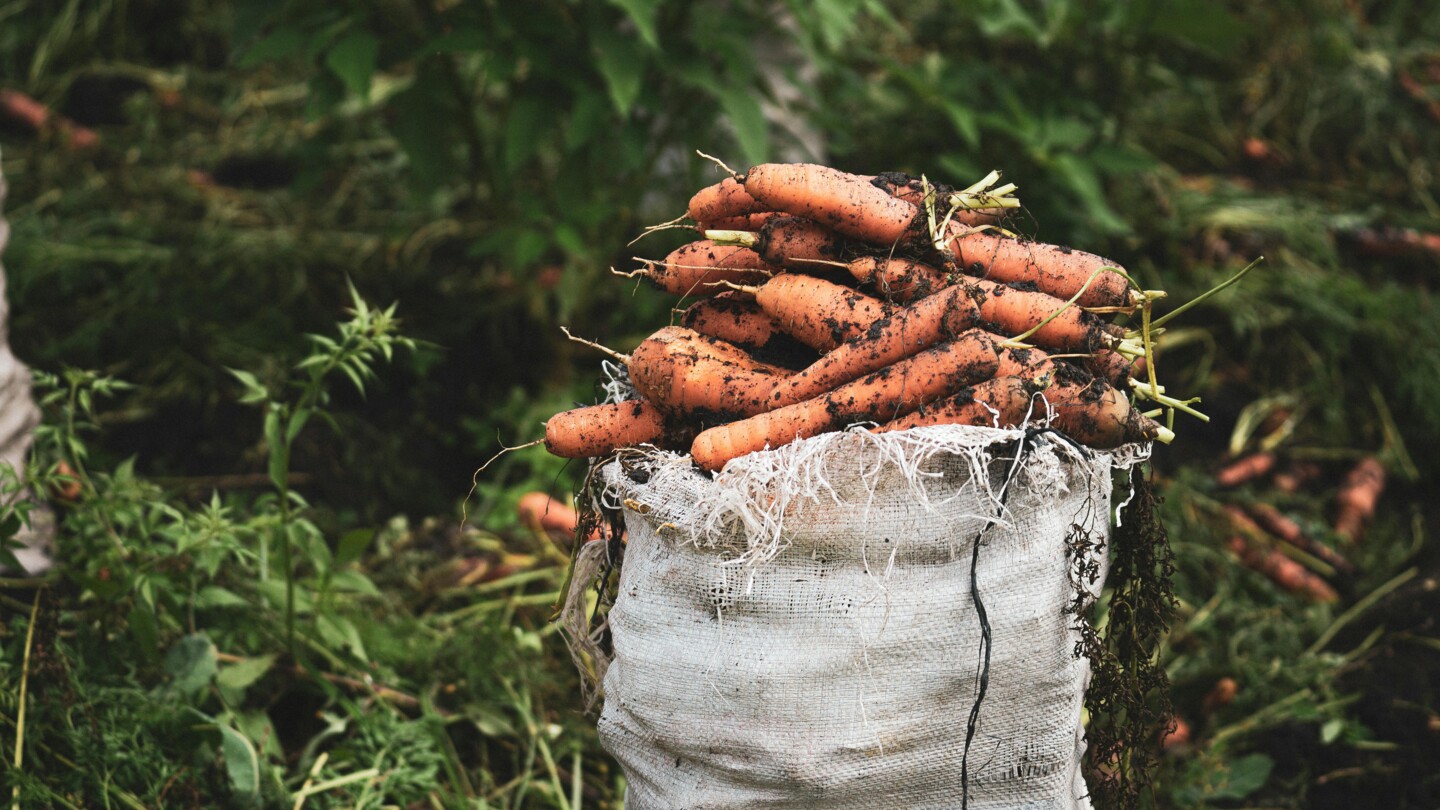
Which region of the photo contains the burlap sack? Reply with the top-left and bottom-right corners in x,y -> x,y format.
565,423 -> 1147,809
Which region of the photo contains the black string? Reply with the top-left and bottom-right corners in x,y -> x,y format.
960,427 -> 1091,807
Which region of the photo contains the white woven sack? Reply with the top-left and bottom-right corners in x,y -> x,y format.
571,424 -> 1147,810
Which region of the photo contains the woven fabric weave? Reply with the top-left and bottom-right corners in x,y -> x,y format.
578,424 -> 1144,809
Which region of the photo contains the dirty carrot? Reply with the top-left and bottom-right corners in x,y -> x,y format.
875,375 -> 1044,433
628,240 -> 776,297
696,211 -> 783,232
691,330 -> 1004,471
945,226 -> 1134,308
732,274 -> 891,353
742,163 -> 920,245
688,176 -> 767,222
847,256 -> 949,302
1334,456 -> 1385,542
708,216 -> 848,268
544,399 -> 678,459
626,326 -> 793,418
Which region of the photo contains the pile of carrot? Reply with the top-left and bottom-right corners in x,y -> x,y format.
543,160 -> 1204,472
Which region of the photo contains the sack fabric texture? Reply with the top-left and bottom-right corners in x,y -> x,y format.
567,424 -> 1147,810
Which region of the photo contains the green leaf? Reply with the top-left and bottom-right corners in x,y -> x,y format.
1051,152 -> 1129,234
219,723 -> 261,798
164,634 -> 218,695
217,654 -> 277,692
264,409 -> 287,491
329,569 -> 381,596
716,85 -> 768,167
421,27 -> 487,55
237,26 -> 304,68
326,31 -> 380,99
335,528 -> 373,566
608,0 -> 662,48
502,96 -> 553,172
196,586 -> 249,609
1321,718 -> 1345,744
286,408 -> 312,444
593,30 -> 646,116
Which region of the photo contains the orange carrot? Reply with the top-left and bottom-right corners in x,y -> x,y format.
626,326 -> 793,418
516,491 -> 603,542
1215,452 -> 1276,488
766,285 -> 983,408
847,256 -> 949,302
636,240 -> 776,297
0,89 -> 100,149
696,211 -> 783,232
964,276 -> 1118,352
544,399 -> 680,458
688,176 -> 766,222
753,216 -> 847,267
876,375 -> 1043,433
1227,535 -> 1339,602
1203,677 -> 1239,712
681,291 -> 785,350
691,330 -> 1004,471
1087,348 -> 1144,387
743,163 -> 919,246
945,226 -> 1133,308
1159,717 -> 1192,751
1272,460 -> 1321,494
740,274 -> 891,353
1243,502 -> 1355,575
1334,456 -> 1385,542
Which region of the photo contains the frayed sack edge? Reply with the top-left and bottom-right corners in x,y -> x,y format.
557,421 -> 1152,709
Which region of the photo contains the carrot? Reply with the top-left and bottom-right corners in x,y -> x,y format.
848,256 -> 948,302
875,375 -> 1043,433
691,330 -> 1004,471
906,364 -> 1163,449
1159,717 -> 1192,751
626,326 -> 793,418
1272,460 -> 1321,494
944,226 -> 1134,308
516,491 -> 603,542
1334,456 -> 1385,542
1202,677 -> 1239,713
680,292 -> 818,369
633,240 -> 776,297
742,163 -> 919,245
867,172 -> 1002,227
1215,452 -> 1276,488
766,285 -> 983,408
688,176 -> 766,222
1087,348 -> 1144,387
1227,535 -> 1339,602
544,399 -> 679,458
752,216 -> 847,267
1243,502 -> 1356,575
735,274 -> 891,353
696,211 -> 783,232
964,276 -> 1119,353
0,89 -> 100,149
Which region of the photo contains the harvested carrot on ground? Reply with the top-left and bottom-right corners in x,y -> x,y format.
626,326 -> 793,418
731,274 -> 891,353
691,330 -> 1006,471
707,216 -> 848,268
1334,456 -> 1386,542
544,399 -> 683,459
517,491 -> 601,541
1202,677 -> 1240,713
1227,535 -> 1339,602
628,240 -> 776,297
944,226 -> 1135,308
1215,452 -> 1276,488
1243,502 -> 1356,575
688,176 -> 767,223
742,163 -> 920,246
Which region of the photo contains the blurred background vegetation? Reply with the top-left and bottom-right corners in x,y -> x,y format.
0,0 -> 1436,807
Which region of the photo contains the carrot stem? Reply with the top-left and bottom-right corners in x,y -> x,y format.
703,229 -> 760,248
1145,256 -> 1262,332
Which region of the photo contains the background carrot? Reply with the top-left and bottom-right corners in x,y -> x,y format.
1216,452 -> 1277,488
1334,456 -> 1385,542
1227,535 -> 1339,602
